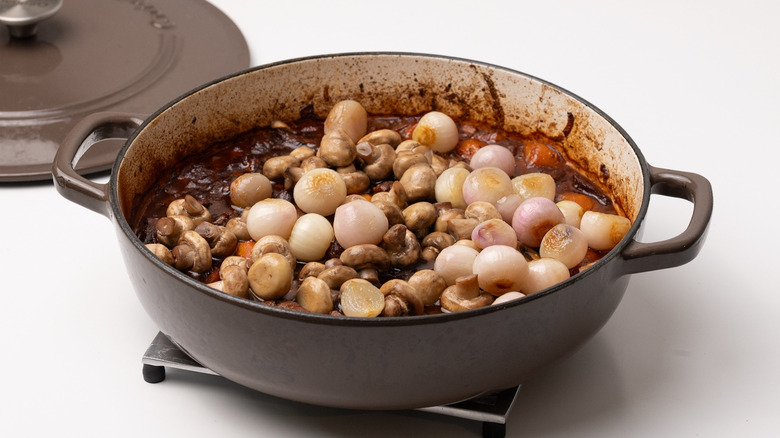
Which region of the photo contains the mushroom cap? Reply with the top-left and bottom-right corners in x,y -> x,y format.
339,244 -> 391,271
296,277 -> 334,314
248,253 -> 294,300
174,230 -> 212,273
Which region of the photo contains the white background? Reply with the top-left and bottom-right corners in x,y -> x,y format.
2,1 -> 778,437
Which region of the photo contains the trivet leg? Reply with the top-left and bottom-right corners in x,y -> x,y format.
482,421 -> 505,438
143,364 -> 166,383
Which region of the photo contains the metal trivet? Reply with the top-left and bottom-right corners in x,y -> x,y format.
142,332 -> 519,438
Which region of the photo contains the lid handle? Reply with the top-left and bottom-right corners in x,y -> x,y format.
0,0 -> 62,39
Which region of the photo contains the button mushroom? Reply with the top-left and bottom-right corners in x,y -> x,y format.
407,270 -> 448,306
250,235 -> 297,271
317,265 -> 359,290
295,277 -> 333,314
371,180 -> 408,210
208,257 -> 250,298
194,221 -> 238,258
248,253 -> 294,300
166,195 -> 211,226
379,279 -> 424,317
155,215 -> 195,247
318,127 -> 357,167
381,224 -> 421,268
399,163 -> 437,202
392,149 -> 429,180
371,199 -> 405,227
225,210 -> 251,241
299,261 -> 326,280
356,141 -> 396,181
337,167 -> 370,194
339,244 -> 391,271
145,243 -> 174,266
172,230 -> 212,273
263,155 -> 300,180
464,201 -> 502,223
440,274 -> 494,312
358,128 -> 402,148
402,202 -> 437,238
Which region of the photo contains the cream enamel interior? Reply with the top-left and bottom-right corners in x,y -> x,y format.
117,54 -> 644,225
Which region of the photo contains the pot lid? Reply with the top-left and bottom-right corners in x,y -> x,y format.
0,0 -> 250,182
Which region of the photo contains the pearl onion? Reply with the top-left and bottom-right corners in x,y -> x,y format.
524,258 -> 571,294
579,211 -> 631,250
472,245 -> 529,296
461,167 -> 514,205
293,168 -> 347,216
246,198 -> 297,240
412,111 -> 459,153
433,244 -> 479,285
340,279 -> 385,318
469,144 -> 516,176
496,194 -> 524,223
230,173 -> 272,208
539,224 -> 588,269
512,172 -> 556,202
557,200 -> 585,228
471,218 -> 518,249
434,167 -> 470,209
492,291 -> 526,305
323,100 -> 367,143
288,213 -> 335,262
511,197 -> 565,247
333,200 -> 388,249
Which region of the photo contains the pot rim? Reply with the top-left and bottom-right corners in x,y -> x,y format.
109,51 -> 651,326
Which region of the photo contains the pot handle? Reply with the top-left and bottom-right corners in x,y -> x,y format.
52,112 -> 145,218
617,165 -> 713,275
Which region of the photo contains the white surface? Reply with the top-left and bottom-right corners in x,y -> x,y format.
1,1 -> 778,436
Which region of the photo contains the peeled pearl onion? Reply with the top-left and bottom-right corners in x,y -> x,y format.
539,224 -> 588,269
471,218 -> 518,249
230,173 -> 272,208
461,167 -> 514,205
580,211 -> 631,251
512,197 -> 565,247
288,213 -> 335,262
496,194 -> 524,223
412,111 -> 459,153
340,279 -> 385,318
246,198 -> 297,240
512,172 -> 556,202
323,100 -> 367,143
472,245 -> 529,296
492,291 -> 526,305
433,244 -> 479,285
293,168 -> 347,216
557,200 -> 585,228
434,167 -> 470,209
524,258 -> 571,294
333,200 -> 388,249
470,144 -> 516,176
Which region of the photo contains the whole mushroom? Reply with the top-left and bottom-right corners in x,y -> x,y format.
172,230 -> 212,273
380,279 -> 424,317
194,221 -> 238,258
166,195 -> 211,226
381,224 -> 421,268
155,215 -> 195,247
440,274 -> 494,312
340,244 -> 391,271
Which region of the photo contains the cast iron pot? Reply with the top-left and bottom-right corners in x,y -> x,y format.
53,53 -> 712,410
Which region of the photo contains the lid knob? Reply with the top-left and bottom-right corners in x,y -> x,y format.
0,0 -> 62,39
